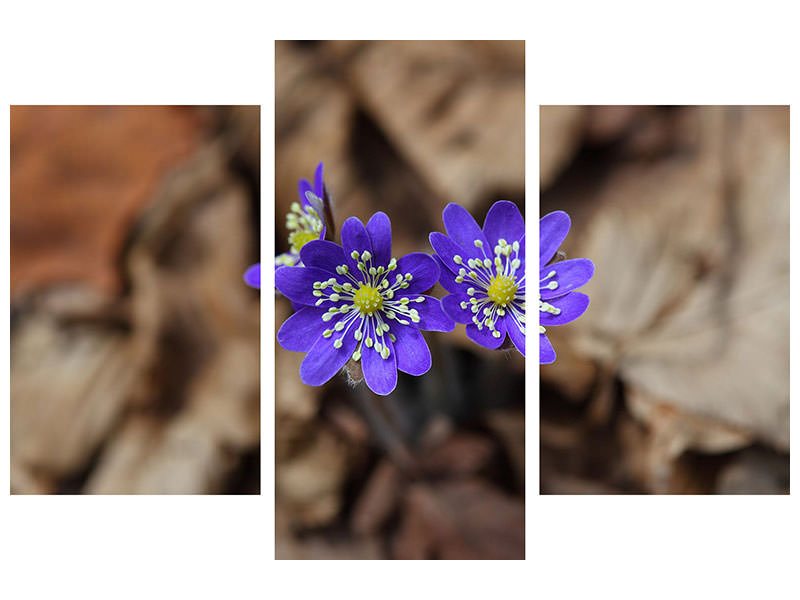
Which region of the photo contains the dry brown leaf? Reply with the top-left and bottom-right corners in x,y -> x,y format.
276,505 -> 383,560
539,326 -> 598,402
10,106 -> 209,298
350,459 -> 402,536
484,410 -> 526,488
540,105 -> 585,188
569,107 -> 788,453
716,447 -> 789,494
276,427 -> 349,528
419,432 -> 496,479
343,40 -> 524,213
392,480 -> 524,560
12,137 -> 260,494
10,288 -> 140,487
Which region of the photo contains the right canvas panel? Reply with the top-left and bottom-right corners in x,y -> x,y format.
539,105 -> 789,494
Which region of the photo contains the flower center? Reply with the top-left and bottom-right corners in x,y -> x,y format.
286,202 -> 323,254
289,230 -> 319,253
487,274 -> 517,307
352,284 -> 384,315
313,254 -> 423,362
450,237 -> 525,339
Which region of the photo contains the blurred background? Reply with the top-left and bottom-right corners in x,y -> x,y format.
10,105 -> 260,494
275,41 -> 524,558
540,106 -> 789,494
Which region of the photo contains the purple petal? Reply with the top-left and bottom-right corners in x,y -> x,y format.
540,211 -> 571,268
297,173 -> 326,240
314,163 -> 329,239
540,291 -> 590,327
397,253 -> 439,294
506,315 -> 525,357
483,201 -> 524,250
277,306 -> 332,352
362,320 -> 398,395
540,258 -> 595,300
442,203 -> 490,259
440,293 -> 473,324
391,324 -> 432,376
340,216 -> 372,277
540,333 -> 556,364
298,178 -> 313,208
299,317 -> 359,386
244,263 -> 261,289
300,240 -> 348,274
432,255 -> 470,294
466,317 -> 507,350
366,212 -> 392,268
313,162 -> 325,198
404,295 -> 455,332
429,232 -> 472,275
275,266 -> 344,307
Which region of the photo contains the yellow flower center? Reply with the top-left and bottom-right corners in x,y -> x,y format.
352,284 -> 384,315
289,230 -> 319,254
487,274 -> 517,307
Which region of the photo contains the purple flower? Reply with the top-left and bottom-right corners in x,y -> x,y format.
275,162 -> 327,269
244,263 -> 261,289
275,212 -> 454,395
539,210 -> 594,364
430,201 -> 526,355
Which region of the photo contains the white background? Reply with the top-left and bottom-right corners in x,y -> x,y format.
2,1 -> 797,598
